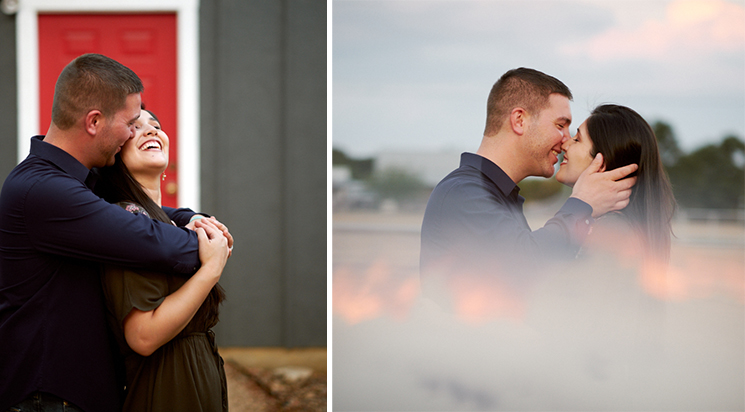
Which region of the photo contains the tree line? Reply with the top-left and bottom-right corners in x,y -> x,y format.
654,121 -> 744,210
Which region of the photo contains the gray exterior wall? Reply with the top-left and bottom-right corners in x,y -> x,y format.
199,0 -> 327,347
0,1 -> 327,348
0,13 -> 17,182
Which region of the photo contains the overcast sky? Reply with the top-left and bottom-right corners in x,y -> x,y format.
332,0 -> 745,159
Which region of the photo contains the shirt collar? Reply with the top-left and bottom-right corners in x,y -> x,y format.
460,152 -> 521,199
30,135 -> 95,188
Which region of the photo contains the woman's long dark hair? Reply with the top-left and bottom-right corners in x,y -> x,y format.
94,108 -> 226,326
95,152 -> 173,224
586,104 -> 676,263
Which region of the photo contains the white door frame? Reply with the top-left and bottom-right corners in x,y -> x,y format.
16,0 -> 201,210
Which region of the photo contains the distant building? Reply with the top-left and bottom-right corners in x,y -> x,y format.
332,165 -> 352,187
374,149 -> 463,187
332,165 -> 378,211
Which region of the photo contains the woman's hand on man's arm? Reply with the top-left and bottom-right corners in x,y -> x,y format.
123,221 -> 229,356
187,217 -> 234,258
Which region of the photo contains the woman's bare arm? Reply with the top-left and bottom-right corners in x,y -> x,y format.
123,219 -> 229,356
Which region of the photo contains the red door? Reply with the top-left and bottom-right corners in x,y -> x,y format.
38,13 -> 179,207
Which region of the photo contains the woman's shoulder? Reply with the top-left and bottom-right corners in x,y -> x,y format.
115,201 -> 150,217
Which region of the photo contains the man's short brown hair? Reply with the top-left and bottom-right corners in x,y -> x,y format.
483,68 -> 572,136
51,53 -> 143,130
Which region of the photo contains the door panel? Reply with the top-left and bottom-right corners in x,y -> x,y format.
38,13 -> 179,207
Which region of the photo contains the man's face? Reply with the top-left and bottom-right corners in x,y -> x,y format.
523,93 -> 572,178
96,93 -> 141,167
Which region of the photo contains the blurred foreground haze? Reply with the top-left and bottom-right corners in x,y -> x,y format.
332,201 -> 745,411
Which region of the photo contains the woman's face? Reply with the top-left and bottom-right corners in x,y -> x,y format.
120,109 -> 170,175
556,119 -> 595,187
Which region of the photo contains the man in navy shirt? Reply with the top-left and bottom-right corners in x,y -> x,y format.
0,54 -> 226,412
420,68 -> 638,314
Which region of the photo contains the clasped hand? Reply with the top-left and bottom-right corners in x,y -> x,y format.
186,216 -> 234,258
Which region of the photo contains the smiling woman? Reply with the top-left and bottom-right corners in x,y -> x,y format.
558,104 -> 676,265
555,120 -> 595,187
119,108 -> 171,207
93,107 -> 231,411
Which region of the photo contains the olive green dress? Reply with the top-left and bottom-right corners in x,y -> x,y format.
101,203 -> 227,412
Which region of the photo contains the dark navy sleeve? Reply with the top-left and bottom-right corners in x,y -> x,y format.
423,177 -> 592,268
163,206 -> 210,227
420,176 -> 596,310
24,171 -> 200,274
532,197 -> 593,255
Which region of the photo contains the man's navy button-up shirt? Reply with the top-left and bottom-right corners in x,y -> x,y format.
420,152 -> 593,303
0,136 -> 201,412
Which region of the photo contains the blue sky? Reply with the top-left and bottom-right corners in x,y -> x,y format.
332,0 -> 745,158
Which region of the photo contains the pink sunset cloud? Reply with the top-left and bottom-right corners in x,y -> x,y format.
563,0 -> 744,61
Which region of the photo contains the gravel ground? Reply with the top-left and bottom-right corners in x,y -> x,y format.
225,361 -> 327,412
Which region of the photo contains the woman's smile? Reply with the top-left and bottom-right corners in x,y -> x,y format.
138,139 -> 163,151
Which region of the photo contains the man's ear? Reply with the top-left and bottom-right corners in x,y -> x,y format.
84,110 -> 103,136
510,107 -> 527,135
